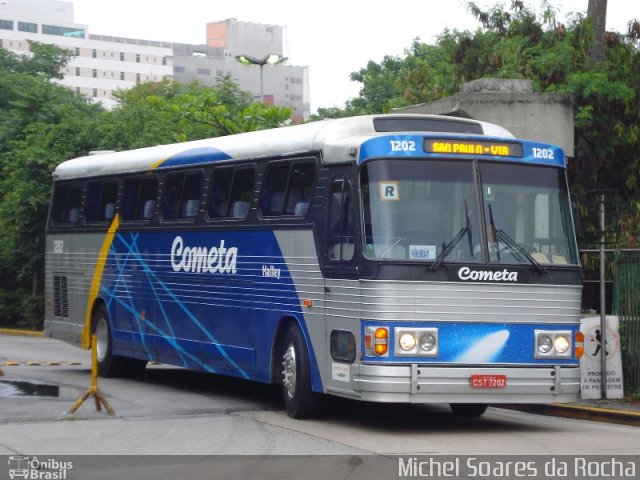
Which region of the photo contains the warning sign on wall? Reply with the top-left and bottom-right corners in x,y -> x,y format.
579,315 -> 624,399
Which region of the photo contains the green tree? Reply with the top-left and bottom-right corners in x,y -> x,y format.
102,77 -> 293,149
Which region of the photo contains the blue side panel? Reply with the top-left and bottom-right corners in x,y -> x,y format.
159,147 -> 233,168
99,229 -> 323,390
357,135 -> 566,168
362,321 -> 579,365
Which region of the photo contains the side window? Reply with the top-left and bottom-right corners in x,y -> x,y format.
122,177 -> 158,221
162,172 -> 203,221
261,161 -> 315,217
51,183 -> 83,225
208,167 -> 255,219
86,180 -> 118,223
327,178 -> 355,261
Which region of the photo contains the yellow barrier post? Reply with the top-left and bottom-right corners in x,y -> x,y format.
63,334 -> 114,417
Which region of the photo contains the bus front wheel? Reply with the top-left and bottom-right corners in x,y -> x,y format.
281,324 -> 320,418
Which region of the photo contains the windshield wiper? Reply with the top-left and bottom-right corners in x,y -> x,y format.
428,201 -> 473,272
488,204 -> 547,275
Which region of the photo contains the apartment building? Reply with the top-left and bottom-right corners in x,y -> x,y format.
0,0 -> 173,108
1,1 -> 309,119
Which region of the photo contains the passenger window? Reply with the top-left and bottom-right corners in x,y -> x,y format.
327,178 -> 355,261
122,177 -> 158,221
261,161 -> 315,217
207,168 -> 255,219
51,184 -> 82,225
208,167 -> 255,219
162,172 -> 203,221
86,181 -> 118,223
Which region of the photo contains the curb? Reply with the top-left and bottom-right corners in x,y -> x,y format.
0,328 -> 44,337
504,403 -> 640,427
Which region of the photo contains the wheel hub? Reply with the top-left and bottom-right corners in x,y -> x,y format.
282,344 -> 297,398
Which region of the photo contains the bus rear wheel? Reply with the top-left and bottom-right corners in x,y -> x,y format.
281,324 -> 320,418
450,403 -> 488,417
93,305 -> 146,377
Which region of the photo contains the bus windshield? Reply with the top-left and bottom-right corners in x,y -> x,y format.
480,162 -> 578,266
361,159 -> 482,262
360,159 -> 578,266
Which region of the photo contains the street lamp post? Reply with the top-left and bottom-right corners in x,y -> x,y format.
235,53 -> 287,102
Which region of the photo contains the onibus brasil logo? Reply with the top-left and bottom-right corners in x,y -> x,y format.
8,456 -> 73,480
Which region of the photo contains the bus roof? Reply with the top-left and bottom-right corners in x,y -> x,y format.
53,114 -> 516,180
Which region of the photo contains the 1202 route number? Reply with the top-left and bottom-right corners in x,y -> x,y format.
532,147 -> 555,160
390,140 -> 416,152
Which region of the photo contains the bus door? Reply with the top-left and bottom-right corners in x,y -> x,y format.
323,176 -> 360,384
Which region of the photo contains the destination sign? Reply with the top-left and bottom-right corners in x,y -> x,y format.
424,139 -> 524,157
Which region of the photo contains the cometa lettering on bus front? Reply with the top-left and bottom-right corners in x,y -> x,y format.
170,236 -> 238,274
458,266 -> 518,282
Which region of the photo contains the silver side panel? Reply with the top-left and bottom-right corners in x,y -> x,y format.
44,233 -> 104,346
274,230 -> 327,381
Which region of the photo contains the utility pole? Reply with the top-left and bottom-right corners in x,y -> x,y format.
599,194 -> 607,399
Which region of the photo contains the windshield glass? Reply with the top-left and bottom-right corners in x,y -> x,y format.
361,159 -> 482,262
480,163 -> 578,265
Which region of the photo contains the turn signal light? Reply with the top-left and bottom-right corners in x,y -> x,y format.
575,331 -> 585,358
374,327 -> 388,355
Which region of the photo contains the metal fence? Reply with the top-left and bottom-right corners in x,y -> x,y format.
612,251 -> 640,396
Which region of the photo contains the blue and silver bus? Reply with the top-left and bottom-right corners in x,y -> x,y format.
45,114 -> 582,418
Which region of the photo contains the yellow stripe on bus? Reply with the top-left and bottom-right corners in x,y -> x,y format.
150,158 -> 167,169
81,214 -> 120,349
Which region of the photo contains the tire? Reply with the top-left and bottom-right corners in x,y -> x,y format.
93,304 -> 129,377
281,323 -> 320,418
450,403 -> 488,417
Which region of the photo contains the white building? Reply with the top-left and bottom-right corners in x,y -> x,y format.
0,1 -> 309,119
0,0 -> 173,109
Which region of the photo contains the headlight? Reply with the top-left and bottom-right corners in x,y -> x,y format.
399,333 -> 417,351
534,330 -> 573,359
554,335 -> 570,354
420,333 -> 437,352
538,335 -> 553,354
394,327 -> 438,357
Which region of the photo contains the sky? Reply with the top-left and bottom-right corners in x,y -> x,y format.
68,0 -> 637,113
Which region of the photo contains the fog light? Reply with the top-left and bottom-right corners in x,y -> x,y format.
554,335 -> 570,354
399,333 -> 416,351
575,331 -> 585,358
374,327 -> 388,356
420,333 -> 436,352
538,335 -> 553,354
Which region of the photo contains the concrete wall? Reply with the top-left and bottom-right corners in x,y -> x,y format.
394,79 -> 574,156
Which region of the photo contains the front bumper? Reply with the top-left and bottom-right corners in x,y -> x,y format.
350,364 -> 580,404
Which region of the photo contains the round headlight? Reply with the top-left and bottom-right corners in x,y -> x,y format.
538,335 -> 553,354
399,333 -> 417,351
554,335 -> 570,354
419,333 -> 436,352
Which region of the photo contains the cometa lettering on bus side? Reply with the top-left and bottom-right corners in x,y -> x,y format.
170,236 -> 238,274
457,266 -> 518,282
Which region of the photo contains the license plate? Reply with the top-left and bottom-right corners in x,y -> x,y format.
470,374 -> 507,389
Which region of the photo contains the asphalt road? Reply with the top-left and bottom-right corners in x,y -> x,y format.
1,334 -> 639,479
